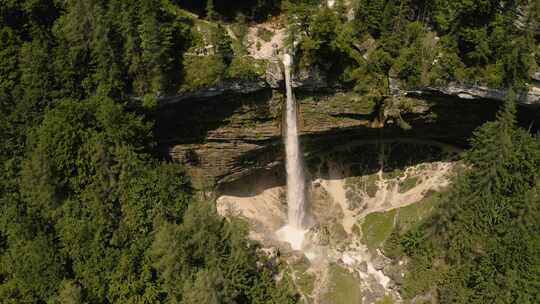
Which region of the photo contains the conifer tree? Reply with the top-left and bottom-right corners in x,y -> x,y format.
206,0 -> 216,20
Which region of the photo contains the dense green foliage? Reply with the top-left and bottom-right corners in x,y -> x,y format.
0,1 -> 296,303
285,0 -> 539,91
386,92 -> 540,302
178,0 -> 282,21
2,0 -> 540,303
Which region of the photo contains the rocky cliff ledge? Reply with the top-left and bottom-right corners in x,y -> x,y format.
404,82 -> 540,105
153,63 -> 539,187
154,89 -> 505,188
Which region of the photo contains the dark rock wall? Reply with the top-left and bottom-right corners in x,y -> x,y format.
153,85 -> 507,188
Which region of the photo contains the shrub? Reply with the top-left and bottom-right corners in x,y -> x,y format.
227,57 -> 266,80
182,55 -> 227,90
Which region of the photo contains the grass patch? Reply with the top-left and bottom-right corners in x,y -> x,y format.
290,258 -> 315,297
329,223 -> 348,246
365,174 -> 379,197
296,272 -> 316,297
227,57 -> 266,80
396,191 -> 442,230
398,176 -> 418,193
376,295 -> 395,304
383,168 -> 405,180
182,55 -> 226,90
321,264 -> 362,304
361,210 -> 397,251
257,27 -> 274,42
361,191 -> 444,251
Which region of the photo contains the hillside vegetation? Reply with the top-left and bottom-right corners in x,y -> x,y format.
287,0 -> 539,94
1,1 -> 539,303
0,1 -> 295,303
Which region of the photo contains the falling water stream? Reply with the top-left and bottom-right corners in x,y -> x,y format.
276,53 -> 308,250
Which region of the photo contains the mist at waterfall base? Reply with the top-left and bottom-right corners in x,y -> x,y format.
276,53 -> 308,251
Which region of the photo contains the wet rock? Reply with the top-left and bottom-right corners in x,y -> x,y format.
292,66 -> 327,90
362,293 -> 378,304
160,82 -> 502,187
266,59 -> 283,88
310,186 -> 345,225
382,264 -> 405,286
305,225 -> 330,246
154,79 -> 268,107
358,261 -> 368,272
258,247 -> 279,259
366,277 -> 387,299
372,254 -> 389,271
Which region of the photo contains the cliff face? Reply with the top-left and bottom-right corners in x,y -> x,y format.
404,82 -> 540,105
153,67 -> 524,187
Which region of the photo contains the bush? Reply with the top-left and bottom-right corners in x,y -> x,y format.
227,56 -> 266,80
182,55 -> 227,90
231,14 -> 249,41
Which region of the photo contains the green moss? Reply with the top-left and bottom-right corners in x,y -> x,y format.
291,257 -> 310,273
321,264 -> 362,304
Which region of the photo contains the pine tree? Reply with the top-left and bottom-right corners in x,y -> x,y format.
411,90 -> 540,303
206,0 -> 216,20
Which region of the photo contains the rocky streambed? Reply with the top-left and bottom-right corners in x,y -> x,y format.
216,140 -> 461,304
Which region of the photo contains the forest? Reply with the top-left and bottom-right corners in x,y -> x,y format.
1,0 -> 539,303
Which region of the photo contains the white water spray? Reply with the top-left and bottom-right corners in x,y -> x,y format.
283,53 -> 306,228
276,53 -> 307,250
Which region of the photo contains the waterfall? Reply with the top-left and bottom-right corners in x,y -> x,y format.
283,53 -> 306,229
276,53 -> 307,251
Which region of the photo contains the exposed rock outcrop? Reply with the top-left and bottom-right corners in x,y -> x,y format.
265,59 -> 284,88
156,79 -> 268,107
292,65 -> 328,91
153,63 -> 538,187
155,86 -> 500,187
405,82 -> 540,105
